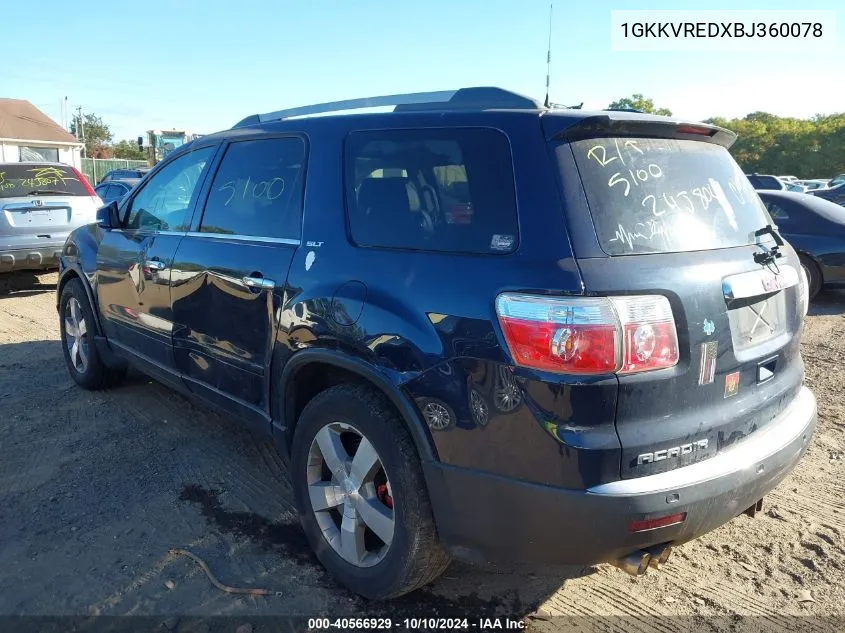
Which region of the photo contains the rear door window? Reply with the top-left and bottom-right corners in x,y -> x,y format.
0,163 -> 88,198
199,137 -> 306,240
566,138 -> 772,255
763,200 -> 791,222
345,128 -> 518,254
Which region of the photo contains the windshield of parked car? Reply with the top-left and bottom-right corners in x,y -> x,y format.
566,137 -> 773,255
0,163 -> 89,198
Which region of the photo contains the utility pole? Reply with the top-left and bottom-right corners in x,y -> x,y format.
77,106 -> 86,158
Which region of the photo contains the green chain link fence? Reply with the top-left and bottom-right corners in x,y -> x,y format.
81,158 -> 149,185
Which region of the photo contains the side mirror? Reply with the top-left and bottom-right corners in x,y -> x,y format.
96,201 -> 122,229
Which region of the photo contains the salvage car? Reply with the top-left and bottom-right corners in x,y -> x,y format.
758,189 -> 845,298
93,179 -> 139,205
56,87 -> 816,599
746,173 -> 787,190
810,181 -> 845,207
98,167 -> 149,184
1,162 -> 101,272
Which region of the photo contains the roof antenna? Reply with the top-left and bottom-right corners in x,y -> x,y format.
544,2 -> 553,108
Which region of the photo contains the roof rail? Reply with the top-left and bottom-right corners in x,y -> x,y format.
234,87 -> 545,127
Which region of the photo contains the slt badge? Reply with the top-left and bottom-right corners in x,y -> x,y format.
703,319 -> 716,336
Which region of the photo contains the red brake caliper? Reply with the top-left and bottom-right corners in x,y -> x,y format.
376,484 -> 393,509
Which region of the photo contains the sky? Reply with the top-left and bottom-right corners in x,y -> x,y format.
2,0 -> 843,141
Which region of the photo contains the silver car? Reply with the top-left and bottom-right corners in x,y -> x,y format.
1,162 -> 102,272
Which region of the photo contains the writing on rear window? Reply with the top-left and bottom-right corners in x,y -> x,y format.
0,165 -> 87,198
569,137 -> 770,255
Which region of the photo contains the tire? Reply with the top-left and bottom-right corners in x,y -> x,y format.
291,384 -> 450,599
59,279 -> 126,390
798,254 -> 822,300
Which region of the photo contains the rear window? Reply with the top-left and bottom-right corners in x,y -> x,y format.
0,163 -> 88,199
345,128 -> 518,254
747,175 -> 782,190
567,138 -> 771,255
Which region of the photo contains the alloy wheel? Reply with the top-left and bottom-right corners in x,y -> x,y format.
470,389 -> 489,426
64,297 -> 89,374
421,400 -> 452,430
306,422 -> 394,567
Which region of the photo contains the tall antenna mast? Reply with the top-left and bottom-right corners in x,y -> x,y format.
544,2 -> 553,108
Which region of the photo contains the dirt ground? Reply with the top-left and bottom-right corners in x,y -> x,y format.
1,272 -> 844,631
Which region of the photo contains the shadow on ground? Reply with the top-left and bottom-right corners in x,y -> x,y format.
0,271 -> 58,298
0,339 -> 582,619
809,289 -> 845,316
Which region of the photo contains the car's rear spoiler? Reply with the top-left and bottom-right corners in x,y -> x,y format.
543,112 -> 737,148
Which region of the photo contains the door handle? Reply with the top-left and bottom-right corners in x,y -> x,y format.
144,259 -> 166,271
242,276 -> 275,290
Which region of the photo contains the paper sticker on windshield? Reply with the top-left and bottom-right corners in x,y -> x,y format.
724,371 -> 740,398
698,342 -> 718,386
490,234 -> 515,251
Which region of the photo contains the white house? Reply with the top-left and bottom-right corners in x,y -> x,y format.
0,99 -> 83,168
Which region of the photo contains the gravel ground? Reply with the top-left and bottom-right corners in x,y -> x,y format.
0,272 -> 843,632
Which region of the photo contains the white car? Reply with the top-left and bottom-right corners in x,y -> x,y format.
0,162 -> 102,272
800,180 -> 831,191
785,182 -> 809,193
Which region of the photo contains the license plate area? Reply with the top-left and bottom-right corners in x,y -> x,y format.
722,265 -> 797,354
727,291 -> 787,352
5,206 -> 71,227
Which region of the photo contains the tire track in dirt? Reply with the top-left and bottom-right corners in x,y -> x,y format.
767,491 -> 845,532
4,285 -> 845,621
657,567 -> 796,625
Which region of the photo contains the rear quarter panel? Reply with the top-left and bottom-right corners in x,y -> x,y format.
277,112 -> 620,488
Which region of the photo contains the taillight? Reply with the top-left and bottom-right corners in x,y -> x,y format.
71,167 -> 97,196
676,124 -> 714,137
495,293 -> 679,376
614,296 -> 679,373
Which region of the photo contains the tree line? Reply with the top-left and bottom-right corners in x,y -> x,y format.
72,98 -> 845,178
70,113 -> 145,161
608,94 -> 844,179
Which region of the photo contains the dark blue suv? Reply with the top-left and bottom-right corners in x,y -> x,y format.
56,87 -> 817,599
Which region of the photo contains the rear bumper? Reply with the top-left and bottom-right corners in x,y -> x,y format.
425,386 -> 816,565
0,244 -> 65,271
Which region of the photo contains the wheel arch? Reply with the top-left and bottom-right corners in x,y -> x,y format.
275,349 -> 438,463
796,249 -> 823,278
796,249 -> 824,296
57,265 -> 104,336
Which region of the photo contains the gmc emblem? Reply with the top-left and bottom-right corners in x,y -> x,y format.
637,439 -> 709,465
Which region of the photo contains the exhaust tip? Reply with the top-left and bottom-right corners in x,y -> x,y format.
646,544 -> 673,570
611,551 -> 652,576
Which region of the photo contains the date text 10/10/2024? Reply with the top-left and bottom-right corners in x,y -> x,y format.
308,617 -> 526,630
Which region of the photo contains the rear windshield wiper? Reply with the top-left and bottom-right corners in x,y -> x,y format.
25,190 -> 68,196
753,224 -> 784,265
